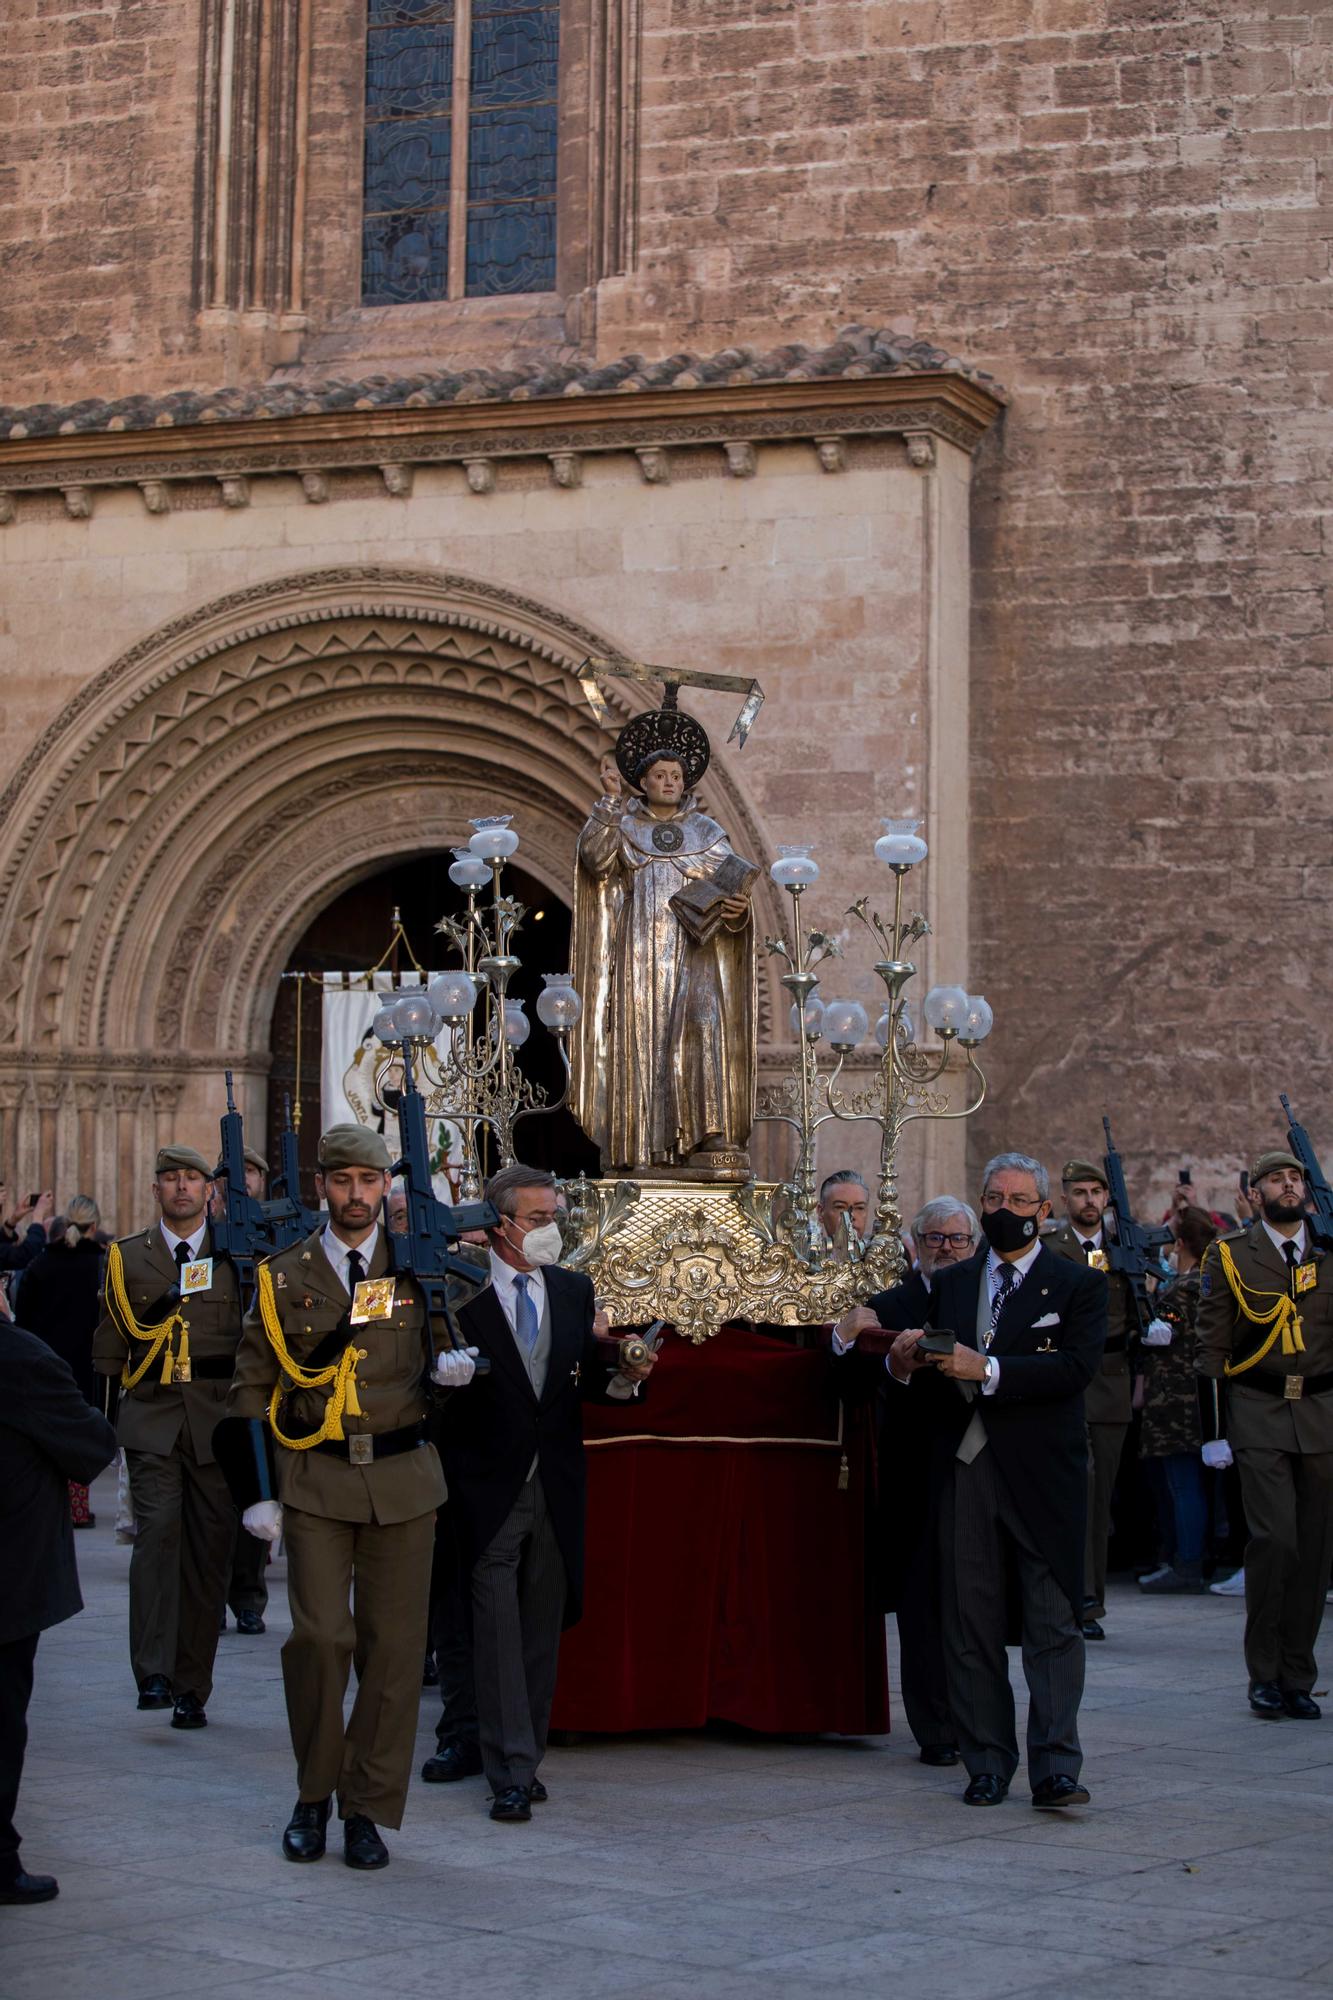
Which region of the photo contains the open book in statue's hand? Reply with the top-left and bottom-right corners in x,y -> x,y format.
669,854 -> 759,944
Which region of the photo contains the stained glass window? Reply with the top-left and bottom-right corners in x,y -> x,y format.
363,0 -> 559,305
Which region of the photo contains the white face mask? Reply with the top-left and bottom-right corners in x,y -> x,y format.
507,1218 -> 563,1268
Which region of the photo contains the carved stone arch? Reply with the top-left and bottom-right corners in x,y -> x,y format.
0,565 -> 783,1217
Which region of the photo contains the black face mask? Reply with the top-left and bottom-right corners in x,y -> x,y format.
981,1206 -> 1039,1255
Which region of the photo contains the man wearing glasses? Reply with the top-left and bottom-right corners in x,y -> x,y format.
884,1154 -> 1107,1809
833,1196 -> 979,1766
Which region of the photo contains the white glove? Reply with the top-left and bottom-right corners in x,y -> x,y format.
431,1346 -> 479,1388
241,1500 -> 283,1543
1201,1440 -> 1234,1470
1143,1318 -> 1174,1347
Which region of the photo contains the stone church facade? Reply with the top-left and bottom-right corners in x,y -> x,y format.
0,2 -> 1328,1229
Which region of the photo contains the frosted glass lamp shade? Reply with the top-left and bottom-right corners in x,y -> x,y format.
923,984 -> 970,1035
372,1005 -> 402,1045
469,815 -> 520,861
496,999 -> 530,1048
392,993 -> 440,1041
770,844 -> 820,887
961,994 -> 994,1043
823,999 -> 869,1050
536,974 -> 582,1030
427,971 -> 478,1020
874,817 -> 929,868
448,847 -> 492,889
789,996 -> 825,1041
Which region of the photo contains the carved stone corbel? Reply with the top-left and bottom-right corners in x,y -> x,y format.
140,481 -> 171,515
0,493 -> 15,524
300,471 -> 330,503
463,457 -> 495,495
635,447 -> 670,485
380,463 -> 413,497
905,432 -> 936,469
723,441 -> 757,478
549,452 -> 582,490
813,436 -> 846,474
219,476 -> 250,508
62,486 -> 92,518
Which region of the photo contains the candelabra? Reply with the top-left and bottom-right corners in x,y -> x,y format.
757,818 -> 993,1269
370,816 -> 582,1197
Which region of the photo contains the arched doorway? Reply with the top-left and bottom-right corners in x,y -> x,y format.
270,852 -> 599,1185
0,564 -> 783,1227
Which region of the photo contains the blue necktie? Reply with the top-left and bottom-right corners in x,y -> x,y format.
513,1273 -> 539,1360
988,1263 -> 1016,1348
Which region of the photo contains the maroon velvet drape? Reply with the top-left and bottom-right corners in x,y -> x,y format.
551,1323 -> 889,1735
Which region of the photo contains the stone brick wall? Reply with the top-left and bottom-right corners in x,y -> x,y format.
2,0 -> 1329,1212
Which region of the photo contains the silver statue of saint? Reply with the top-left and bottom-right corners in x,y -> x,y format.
572,701 -> 757,1177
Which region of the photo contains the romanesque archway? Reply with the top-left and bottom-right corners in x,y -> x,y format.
0,565 -> 782,1226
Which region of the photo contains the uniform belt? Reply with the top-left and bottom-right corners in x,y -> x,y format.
184,1356 -> 236,1381
312,1422 -> 425,1464
1236,1371 -> 1333,1399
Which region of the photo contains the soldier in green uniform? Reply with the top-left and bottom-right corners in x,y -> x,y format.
91,1144 -> 243,1727
1046,1158 -> 1135,1639
1196,1149 -> 1333,1720
223,1124 -> 476,1870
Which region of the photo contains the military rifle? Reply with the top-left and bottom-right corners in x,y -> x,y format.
1278,1093 -> 1333,1249
210,1070 -> 273,1303
386,1043 -> 496,1374
1101,1117 -> 1174,1338
262,1093 -> 323,1250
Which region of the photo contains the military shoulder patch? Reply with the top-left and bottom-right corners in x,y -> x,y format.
1199,1268 -> 1212,1296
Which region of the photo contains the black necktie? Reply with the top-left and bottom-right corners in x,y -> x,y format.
346,1249 -> 365,1296
988,1264 -> 1016,1348
173,1241 -> 189,1292
1080,1239 -> 1094,1261
1284,1240 -> 1299,1296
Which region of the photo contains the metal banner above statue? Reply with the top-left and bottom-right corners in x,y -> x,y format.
577,656 -> 765,752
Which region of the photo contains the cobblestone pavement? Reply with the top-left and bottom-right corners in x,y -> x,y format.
4,1469 -> 1333,1998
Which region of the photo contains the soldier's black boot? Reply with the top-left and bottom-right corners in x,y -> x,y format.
282,1797 -> 331,1862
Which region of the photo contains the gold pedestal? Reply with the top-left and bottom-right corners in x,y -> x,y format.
561,1176 -> 905,1345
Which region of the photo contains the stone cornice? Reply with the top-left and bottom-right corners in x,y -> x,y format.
0,375 -> 1003,507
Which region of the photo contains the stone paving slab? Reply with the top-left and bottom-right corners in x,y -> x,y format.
2,1468 -> 1331,1997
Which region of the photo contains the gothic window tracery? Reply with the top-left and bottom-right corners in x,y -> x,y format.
363,0 -> 559,305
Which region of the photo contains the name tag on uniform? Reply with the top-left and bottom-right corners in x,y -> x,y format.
180,1258 -> 213,1296
351,1278 -> 396,1324
1087,1249 -> 1109,1273
1296,1262 -> 1318,1293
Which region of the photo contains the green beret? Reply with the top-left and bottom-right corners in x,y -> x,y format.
1061,1158 -> 1108,1188
317,1123 -> 391,1171
244,1148 -> 269,1176
1251,1150 -> 1305,1184
155,1144 -> 213,1177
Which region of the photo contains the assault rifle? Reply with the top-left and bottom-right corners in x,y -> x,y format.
1101,1117 -> 1174,1338
210,1070 -> 272,1302
262,1093 -> 322,1250
1279,1094 -> 1333,1249
386,1043 -> 496,1372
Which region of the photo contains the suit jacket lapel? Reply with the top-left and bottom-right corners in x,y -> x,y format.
1246,1221 -> 1291,1287
463,1283 -> 536,1401
303,1236 -> 348,1307
143,1226 -> 178,1289
539,1269 -> 580,1407
991,1245 -> 1060,1352
946,1249 -> 988,1353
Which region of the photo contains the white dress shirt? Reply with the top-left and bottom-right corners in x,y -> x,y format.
321,1221 -> 380,1296
1261,1217 -> 1308,1264
978,1237 -> 1044,1393
487,1247 -> 548,1331
160,1218 -> 208,1261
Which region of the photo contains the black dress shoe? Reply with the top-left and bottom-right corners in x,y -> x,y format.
1081,1618 -> 1106,1641
919,1744 -> 961,1767
1282,1689 -> 1322,1720
170,1692 -> 207,1729
235,1610 -> 265,1636
0,1871 -> 59,1904
343,1814 -> 389,1869
282,1797 -> 331,1862
962,1774 -> 1009,1806
489,1786 -> 532,1822
529,1778 -> 548,1803
421,1741 -> 484,1784
1032,1774 -> 1091,1809
1249,1681 -> 1286,1718
136,1674 -> 173,1710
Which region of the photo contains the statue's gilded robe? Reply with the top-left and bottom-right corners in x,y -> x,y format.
572,795 -> 755,1171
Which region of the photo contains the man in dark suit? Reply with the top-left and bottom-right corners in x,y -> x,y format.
435,1164 -> 656,1823
887,1152 -> 1106,1809
0,1320 -> 118,1903
833,1195 -> 979,1765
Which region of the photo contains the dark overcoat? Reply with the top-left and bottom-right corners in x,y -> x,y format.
435,1264 -> 627,1628
0,1324 -> 118,1645
925,1243 -> 1107,1614
15,1237 -> 104,1404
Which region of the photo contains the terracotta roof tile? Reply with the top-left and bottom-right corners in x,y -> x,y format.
0,326 -> 1004,441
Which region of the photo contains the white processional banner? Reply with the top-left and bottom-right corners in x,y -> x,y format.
319,972 -> 464,1181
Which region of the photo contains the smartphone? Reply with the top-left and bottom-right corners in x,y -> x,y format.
28,1191 -> 39,1206
1178,1167 -> 1190,1185
1240,1169 -> 1250,1193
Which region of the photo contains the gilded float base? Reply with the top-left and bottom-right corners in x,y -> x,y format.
561,1176 -> 905,1345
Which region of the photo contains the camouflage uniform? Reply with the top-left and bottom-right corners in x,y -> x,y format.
1140,1271 -> 1203,1459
